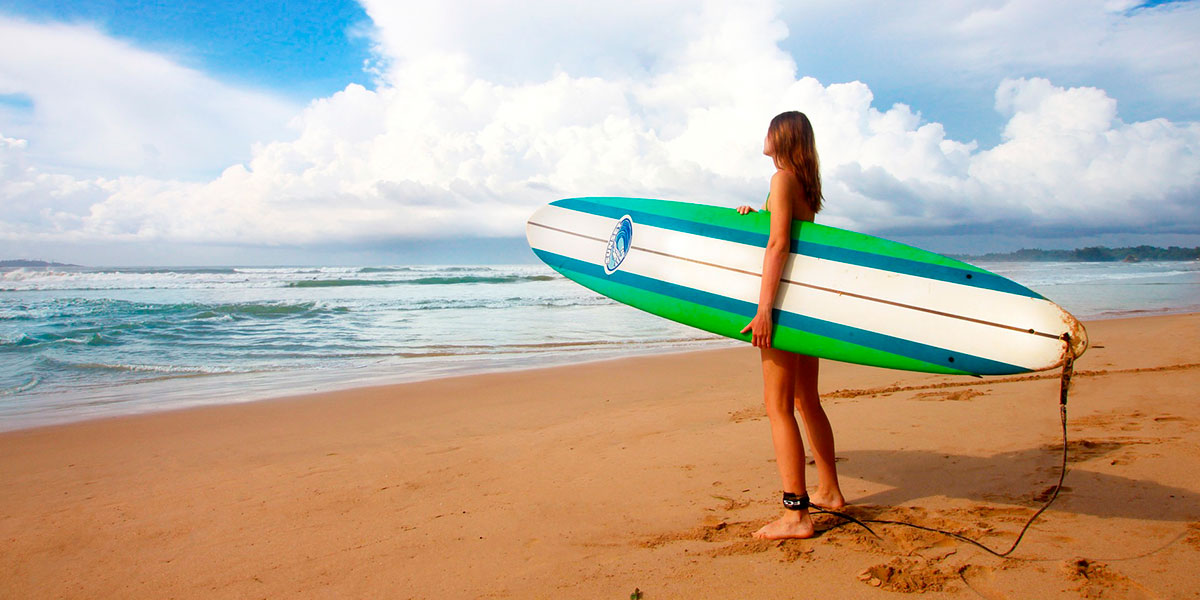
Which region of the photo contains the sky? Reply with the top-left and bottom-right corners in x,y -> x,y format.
1,0 -> 1198,266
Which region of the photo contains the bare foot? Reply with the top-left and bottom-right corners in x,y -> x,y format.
810,488 -> 846,510
752,512 -> 815,539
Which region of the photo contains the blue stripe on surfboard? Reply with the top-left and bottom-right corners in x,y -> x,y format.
532,248 -> 1028,375
551,197 -> 1042,300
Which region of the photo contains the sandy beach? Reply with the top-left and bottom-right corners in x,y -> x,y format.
2,312 -> 1198,599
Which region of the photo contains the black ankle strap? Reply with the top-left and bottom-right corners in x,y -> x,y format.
782,492 -> 809,511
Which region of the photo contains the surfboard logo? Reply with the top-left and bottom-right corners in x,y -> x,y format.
604,215 -> 634,275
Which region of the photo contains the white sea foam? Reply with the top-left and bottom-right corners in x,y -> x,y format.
0,264 -> 562,291
0,374 -> 40,396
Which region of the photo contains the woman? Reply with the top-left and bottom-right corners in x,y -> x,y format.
737,111 -> 845,540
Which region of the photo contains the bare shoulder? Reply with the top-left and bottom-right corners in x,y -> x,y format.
769,170 -> 801,200
770,169 -> 801,190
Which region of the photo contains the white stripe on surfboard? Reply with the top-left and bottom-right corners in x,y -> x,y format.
531,219 -> 1059,340
528,208 -> 1071,370
529,205 -> 1072,338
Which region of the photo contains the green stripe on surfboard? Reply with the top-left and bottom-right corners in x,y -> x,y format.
574,196 -> 990,274
559,264 -> 972,375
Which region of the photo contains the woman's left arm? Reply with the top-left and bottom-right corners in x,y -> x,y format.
740,172 -> 794,348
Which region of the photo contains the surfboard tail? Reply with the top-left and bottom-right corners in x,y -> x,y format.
1064,311 -> 1089,362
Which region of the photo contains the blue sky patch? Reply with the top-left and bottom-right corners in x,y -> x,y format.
0,0 -> 375,100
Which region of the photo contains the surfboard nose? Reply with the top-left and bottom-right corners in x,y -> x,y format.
526,205 -> 552,249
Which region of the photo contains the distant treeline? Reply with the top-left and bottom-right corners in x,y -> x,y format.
0,259 -> 79,267
957,246 -> 1200,262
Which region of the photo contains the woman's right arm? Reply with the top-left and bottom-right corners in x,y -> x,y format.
740,171 -> 795,348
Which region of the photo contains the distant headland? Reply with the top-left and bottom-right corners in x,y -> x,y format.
954,246 -> 1200,262
0,259 -> 81,268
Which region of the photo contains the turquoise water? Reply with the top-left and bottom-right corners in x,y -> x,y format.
2,260 -> 1198,430
976,260 -> 1200,319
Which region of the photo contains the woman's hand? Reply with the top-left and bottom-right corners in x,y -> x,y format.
736,205 -> 756,215
740,309 -> 773,348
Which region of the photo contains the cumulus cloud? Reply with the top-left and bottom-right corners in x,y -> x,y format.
967,78 -> 1200,233
825,76 -> 1200,235
0,16 -> 298,178
0,133 -> 111,240
1,1 -> 1197,251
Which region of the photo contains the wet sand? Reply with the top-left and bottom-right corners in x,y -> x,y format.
2,313 -> 1198,599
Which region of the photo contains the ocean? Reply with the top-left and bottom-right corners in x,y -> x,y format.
3,260 -> 1198,430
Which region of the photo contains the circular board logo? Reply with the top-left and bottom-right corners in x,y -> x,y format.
604,215 -> 634,275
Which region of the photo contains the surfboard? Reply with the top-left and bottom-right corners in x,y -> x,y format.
526,197 -> 1088,376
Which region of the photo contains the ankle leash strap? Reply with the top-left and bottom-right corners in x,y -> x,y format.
782,492 -> 809,511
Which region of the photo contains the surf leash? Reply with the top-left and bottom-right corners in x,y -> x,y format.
811,334 -> 1075,558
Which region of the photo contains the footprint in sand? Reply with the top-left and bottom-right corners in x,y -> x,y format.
912,388 -> 986,402
707,494 -> 751,511
959,564 -> 1008,600
727,406 -> 762,423
1061,558 -> 1156,600
857,556 -> 957,593
1152,414 -> 1198,433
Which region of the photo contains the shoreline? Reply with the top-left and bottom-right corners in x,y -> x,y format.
0,335 -> 739,433
6,308 -> 1196,434
3,312 -> 1199,598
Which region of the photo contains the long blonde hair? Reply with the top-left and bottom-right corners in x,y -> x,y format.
768,111 -> 823,214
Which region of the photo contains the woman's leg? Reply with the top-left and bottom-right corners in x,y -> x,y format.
762,347 -> 805,494
753,347 -> 814,539
793,354 -> 845,509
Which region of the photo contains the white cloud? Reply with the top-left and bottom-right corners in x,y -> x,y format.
0,16 -> 298,178
1,1 -> 1198,252
0,133 -> 111,240
945,0 -> 1200,104
967,77 -> 1200,232
779,0 -> 1200,112
831,77 -> 1200,235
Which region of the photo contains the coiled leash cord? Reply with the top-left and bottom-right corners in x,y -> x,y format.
805,334 -> 1076,558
